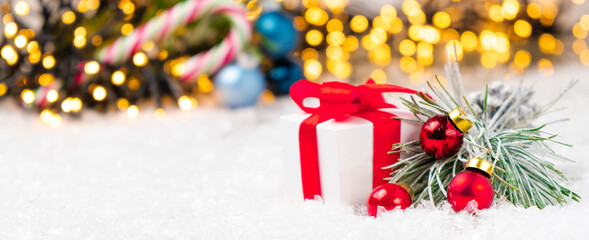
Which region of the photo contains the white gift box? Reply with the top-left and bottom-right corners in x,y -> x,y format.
281,108 -> 421,206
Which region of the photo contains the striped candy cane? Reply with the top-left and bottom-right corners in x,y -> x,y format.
95,0 -> 251,82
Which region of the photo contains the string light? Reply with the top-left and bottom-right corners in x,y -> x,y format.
399,39 -> 416,56
197,74 -> 214,93
350,15 -> 368,33
306,30 -> 323,46
0,83 -> 7,96
433,11 -> 451,29
21,89 -> 35,104
42,54 -> 56,69
92,86 -> 107,101
4,22 -> 17,38
178,96 -> 197,110
127,105 -> 139,118
84,61 -> 100,74
62,11 -> 76,24
46,90 -> 59,103
514,20 -> 532,38
38,73 -> 54,86
304,59 -> 322,80
111,71 -> 126,85
133,52 -> 148,67
14,1 -> 30,16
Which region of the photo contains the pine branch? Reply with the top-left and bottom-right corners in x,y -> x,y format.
388,65 -> 580,208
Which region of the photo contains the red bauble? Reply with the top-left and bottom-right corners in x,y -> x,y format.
420,108 -> 472,159
447,170 -> 494,213
420,115 -> 464,159
367,183 -> 412,217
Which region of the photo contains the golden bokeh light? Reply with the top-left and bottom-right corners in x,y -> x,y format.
21,89 -> 35,104
342,36 -> 358,52
527,3 -> 542,19
399,56 -> 417,73
92,85 -> 107,101
380,5 -> 397,20
14,1 -> 30,16
580,49 -> 589,66
460,31 -> 477,51
38,73 -> 54,86
326,31 -> 345,46
127,105 -> 139,118
197,74 -> 214,93
133,52 -> 148,67
399,39 -> 416,56
514,20 -> 532,38
306,29 -> 323,46
111,71 -> 126,85
502,0 -> 519,20
480,30 -> 496,51
305,7 -> 328,26
42,54 -> 56,69
9,33 -> 26,49
573,39 -> 587,54
326,19 -> 343,32
4,22 -> 18,38
581,15 -> 589,30
481,52 -> 497,69
0,83 -> 7,96
370,69 -> 387,84
301,48 -> 319,61
304,59 -> 322,80
46,90 -> 59,103
350,15 -> 369,33
293,16 -> 308,31
117,98 -> 129,110
513,50 -> 531,68
572,23 -> 587,39
178,96 -> 197,111
121,23 -> 134,36
433,11 -> 451,29
84,61 -> 100,74
538,33 -> 556,54
62,11 -> 76,24
489,4 -> 504,22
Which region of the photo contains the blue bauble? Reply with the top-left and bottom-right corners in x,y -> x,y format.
266,59 -> 303,95
255,12 -> 298,58
214,63 -> 266,109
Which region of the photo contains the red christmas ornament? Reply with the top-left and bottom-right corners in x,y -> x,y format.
420,107 -> 473,159
367,183 -> 413,217
447,158 -> 494,213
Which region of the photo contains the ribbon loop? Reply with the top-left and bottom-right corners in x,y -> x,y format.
290,79 -> 418,116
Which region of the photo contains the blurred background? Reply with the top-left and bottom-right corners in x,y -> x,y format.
0,0 -> 587,125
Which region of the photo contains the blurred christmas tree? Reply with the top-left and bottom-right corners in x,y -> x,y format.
0,0 -> 253,125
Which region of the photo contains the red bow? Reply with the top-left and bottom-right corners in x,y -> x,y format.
290,79 -> 418,119
290,79 -> 420,200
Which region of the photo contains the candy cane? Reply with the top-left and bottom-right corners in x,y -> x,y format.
95,0 -> 251,82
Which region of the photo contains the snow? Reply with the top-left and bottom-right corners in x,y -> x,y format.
0,63 -> 588,239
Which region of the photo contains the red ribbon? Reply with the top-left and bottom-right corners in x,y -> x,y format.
290,79 -> 419,200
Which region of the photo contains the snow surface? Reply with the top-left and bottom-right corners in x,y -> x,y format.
0,63 -> 588,239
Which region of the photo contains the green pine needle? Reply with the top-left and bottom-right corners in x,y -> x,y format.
387,76 -> 580,208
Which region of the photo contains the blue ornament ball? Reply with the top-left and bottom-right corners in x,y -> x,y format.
214,63 -> 266,109
266,59 -> 303,95
255,12 -> 298,58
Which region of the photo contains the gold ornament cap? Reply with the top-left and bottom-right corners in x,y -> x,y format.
397,182 -> 414,201
448,107 -> 473,133
466,158 -> 493,178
